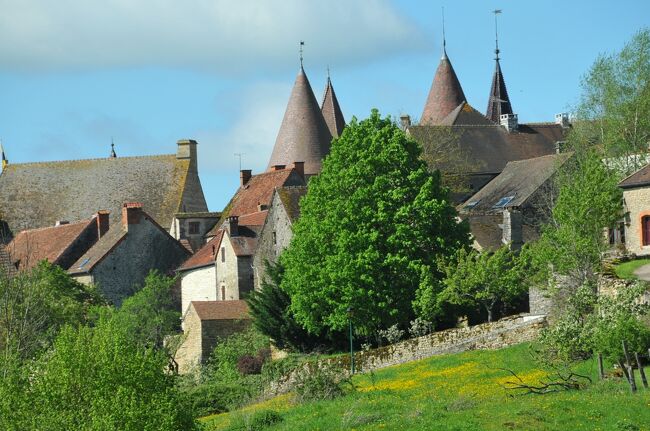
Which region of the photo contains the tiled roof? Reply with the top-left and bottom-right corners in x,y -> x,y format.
277,186 -> 308,222
68,225 -> 128,275
459,152 -> 573,214
7,218 -> 97,271
0,153 -> 207,236
438,102 -> 494,126
410,123 -> 567,175
486,59 -> 514,123
267,67 -> 333,176
420,52 -> 467,126
321,77 -> 346,138
619,164 -> 650,189
238,210 -> 268,226
178,230 -> 223,271
190,300 -> 250,321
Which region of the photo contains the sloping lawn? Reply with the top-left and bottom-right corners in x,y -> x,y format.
615,258 -> 650,280
201,343 -> 650,431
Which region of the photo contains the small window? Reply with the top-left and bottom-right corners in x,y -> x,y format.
465,200 -> 480,210
188,221 -> 200,235
221,247 -> 226,262
272,231 -> 277,245
493,196 -> 515,209
642,216 -> 650,246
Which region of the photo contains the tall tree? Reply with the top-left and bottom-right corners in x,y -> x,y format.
281,110 -> 469,336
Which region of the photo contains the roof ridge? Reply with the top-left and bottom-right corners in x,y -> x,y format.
15,217 -> 95,235
6,153 -> 176,167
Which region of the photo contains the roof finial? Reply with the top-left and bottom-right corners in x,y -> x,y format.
299,40 -> 305,69
441,6 -> 447,59
110,137 -> 117,158
327,65 -> 330,81
493,9 -> 502,61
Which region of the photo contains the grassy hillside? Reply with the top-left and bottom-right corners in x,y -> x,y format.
201,343 -> 650,431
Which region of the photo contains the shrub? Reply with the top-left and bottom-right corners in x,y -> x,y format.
237,354 -> 264,376
409,318 -> 433,338
207,328 -> 270,380
225,409 -> 283,431
184,381 -> 254,416
293,364 -> 351,403
378,324 -> 405,345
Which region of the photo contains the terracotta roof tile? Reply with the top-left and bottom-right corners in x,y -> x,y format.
191,300 -> 250,321
421,53 -> 467,125
178,230 -> 223,271
238,210 -> 268,226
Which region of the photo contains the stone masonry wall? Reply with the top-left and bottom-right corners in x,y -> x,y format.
623,187 -> 650,256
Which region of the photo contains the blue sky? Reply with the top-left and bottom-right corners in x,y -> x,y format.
1,0 -> 648,211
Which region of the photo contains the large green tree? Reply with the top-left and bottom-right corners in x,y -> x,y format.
281,110 -> 469,336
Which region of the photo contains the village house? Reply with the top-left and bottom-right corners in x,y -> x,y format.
68,203 -> 190,306
618,164 -> 650,256
252,186 -> 307,290
169,211 -> 221,253
0,139 -> 209,242
5,211 -> 109,271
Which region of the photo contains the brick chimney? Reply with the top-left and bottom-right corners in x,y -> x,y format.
96,210 -> 110,238
240,169 -> 252,186
122,202 -> 143,230
270,164 -> 286,171
292,161 -> 305,180
226,216 -> 239,237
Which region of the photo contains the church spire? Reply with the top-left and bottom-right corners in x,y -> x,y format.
320,70 -> 346,138
486,10 -> 514,123
267,51 -> 332,176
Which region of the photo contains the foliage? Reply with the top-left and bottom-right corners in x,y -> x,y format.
281,110 -> 469,336
206,327 -> 270,382
292,364 -> 351,403
225,410 -> 283,431
378,324 -> 405,345
182,381 -> 256,417
436,246 -> 527,323
574,28 -> 650,175
408,317 -> 433,338
0,261 -> 105,369
246,260 -> 341,352
614,258 -> 650,280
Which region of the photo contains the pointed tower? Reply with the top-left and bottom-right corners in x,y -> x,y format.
486,10 -> 514,123
320,72 -> 346,138
267,66 -> 333,176
420,18 -> 467,126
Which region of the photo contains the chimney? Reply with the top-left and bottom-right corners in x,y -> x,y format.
270,164 -> 286,171
400,114 -> 411,129
502,208 -> 523,251
176,139 -> 198,170
555,112 -> 570,128
96,210 -> 110,238
292,161 -> 305,180
55,220 -> 69,226
122,202 -> 143,230
500,113 -> 518,132
240,169 -> 252,186
226,215 -> 239,237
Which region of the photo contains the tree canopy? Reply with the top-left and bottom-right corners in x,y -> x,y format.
280,109 -> 469,336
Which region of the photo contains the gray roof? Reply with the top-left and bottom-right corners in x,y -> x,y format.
0,153 -> 207,237
68,226 -> 128,275
459,152 -> 573,214
276,186 -> 308,222
321,77 -> 346,138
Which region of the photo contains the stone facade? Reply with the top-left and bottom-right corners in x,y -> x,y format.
180,265 -> 217,317
622,187 -> 650,256
169,211 -> 220,253
215,230 -> 254,300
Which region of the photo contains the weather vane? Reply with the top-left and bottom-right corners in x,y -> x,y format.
493,9 -> 502,60
299,40 -> 305,68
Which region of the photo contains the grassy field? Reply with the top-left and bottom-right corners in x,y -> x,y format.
201,343 -> 650,431
614,258 -> 650,279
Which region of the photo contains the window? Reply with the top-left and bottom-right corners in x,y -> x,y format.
221,247 -> 226,262
221,285 -> 225,301
642,216 -> 650,246
272,231 -> 277,245
188,221 -> 200,235
493,196 -> 515,209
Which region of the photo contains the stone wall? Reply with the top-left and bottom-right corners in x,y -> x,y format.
622,187 -> 650,256
216,233 -> 240,300
180,265 -> 217,317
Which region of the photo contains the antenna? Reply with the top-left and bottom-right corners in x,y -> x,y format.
299,41 -> 305,68
234,152 -> 244,171
493,9 -> 502,60
442,6 -> 447,57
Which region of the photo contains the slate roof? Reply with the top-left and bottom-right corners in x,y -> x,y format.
321,76 -> 346,138
486,59 -> 514,123
619,164 -> 650,189
267,67 -> 333,176
410,123 -> 566,175
0,153 -> 207,237
277,186 -> 308,222
7,218 -> 97,271
178,230 -> 223,271
420,52 -> 467,126
68,225 -> 128,275
459,152 -> 573,214
190,300 -> 250,321
438,102 -> 494,126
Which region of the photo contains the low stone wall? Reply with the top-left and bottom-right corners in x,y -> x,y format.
268,314 -> 546,395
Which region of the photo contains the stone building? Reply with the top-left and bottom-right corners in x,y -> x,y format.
174,300 -> 250,374
5,211 -> 109,271
459,152 -> 572,251
169,211 -> 221,253
253,186 -> 307,290
619,164 -> 650,256
406,39 -> 568,201
68,203 -> 190,306
0,139 -> 208,241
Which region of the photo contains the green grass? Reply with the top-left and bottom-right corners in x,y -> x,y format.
614,258 -> 650,279
200,343 -> 650,431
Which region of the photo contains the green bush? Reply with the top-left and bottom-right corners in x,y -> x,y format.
292,364 -> 351,403
225,409 -> 283,431
184,381 -> 256,416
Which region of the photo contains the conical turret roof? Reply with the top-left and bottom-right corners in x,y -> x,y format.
420,52 -> 467,125
267,67 -> 332,176
320,76 -> 346,138
486,59 -> 513,122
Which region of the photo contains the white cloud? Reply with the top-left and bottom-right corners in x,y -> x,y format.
0,0 -> 428,73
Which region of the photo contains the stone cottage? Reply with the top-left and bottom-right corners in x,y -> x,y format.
6,211 -> 109,271
0,139 -> 209,241
174,300 -> 250,374
68,203 -> 190,306
619,164 -> 650,256
252,186 -> 307,290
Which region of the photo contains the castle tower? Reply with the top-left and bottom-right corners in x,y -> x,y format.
420,45 -> 467,125
267,66 -> 332,176
320,72 -> 346,138
485,10 -> 514,123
